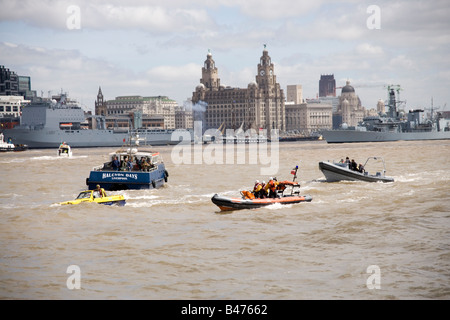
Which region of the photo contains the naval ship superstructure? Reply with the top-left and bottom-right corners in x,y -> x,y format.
322,87 -> 450,143
1,94 -> 191,148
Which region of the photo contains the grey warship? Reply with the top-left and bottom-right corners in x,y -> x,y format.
1,94 -> 192,148
322,87 -> 450,143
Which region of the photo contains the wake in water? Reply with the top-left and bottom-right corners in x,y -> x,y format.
0,155 -> 88,163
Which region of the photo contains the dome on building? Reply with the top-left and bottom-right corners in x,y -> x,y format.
248,81 -> 258,88
196,83 -> 205,90
341,80 -> 355,93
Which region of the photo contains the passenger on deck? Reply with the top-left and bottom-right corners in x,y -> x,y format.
112,156 -> 120,171
350,159 -> 358,171
134,156 -> 141,170
126,157 -> 133,171
141,157 -> 151,171
121,156 -> 129,171
358,164 -> 365,173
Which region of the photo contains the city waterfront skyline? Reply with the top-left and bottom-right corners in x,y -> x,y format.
0,0 -> 449,113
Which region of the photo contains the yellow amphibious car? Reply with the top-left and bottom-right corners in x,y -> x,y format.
59,189 -> 126,206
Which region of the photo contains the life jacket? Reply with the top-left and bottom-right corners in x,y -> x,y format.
253,183 -> 262,192
241,190 -> 255,200
266,180 -> 277,192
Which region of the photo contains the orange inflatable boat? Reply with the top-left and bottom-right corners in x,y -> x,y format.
211,181 -> 312,211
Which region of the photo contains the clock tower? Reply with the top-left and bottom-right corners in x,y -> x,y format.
192,46 -> 285,134
255,46 -> 285,131
256,45 -> 275,91
200,50 -> 220,91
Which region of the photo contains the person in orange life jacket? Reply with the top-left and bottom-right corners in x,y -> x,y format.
253,180 -> 264,198
276,181 -> 287,192
265,177 -> 279,198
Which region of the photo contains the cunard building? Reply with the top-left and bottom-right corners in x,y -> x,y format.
192,48 -> 285,134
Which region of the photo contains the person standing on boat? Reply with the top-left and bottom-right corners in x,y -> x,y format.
141,157 -> 150,171
112,156 -> 120,171
121,156 -> 129,171
134,156 -> 141,170
126,157 -> 133,171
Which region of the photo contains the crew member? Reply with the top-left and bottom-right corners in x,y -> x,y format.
260,181 -> 267,198
265,177 -> 279,198
253,180 -> 263,198
94,184 -> 105,198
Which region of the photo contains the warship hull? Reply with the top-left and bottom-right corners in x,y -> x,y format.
2,127 -> 188,148
322,129 -> 450,143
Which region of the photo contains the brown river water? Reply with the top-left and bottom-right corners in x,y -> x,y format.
0,139 -> 449,300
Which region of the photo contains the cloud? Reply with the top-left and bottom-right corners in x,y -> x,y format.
226,0 -> 323,20
0,0 -> 217,34
387,55 -> 417,71
146,63 -> 200,82
356,43 -> 384,55
1,0 -> 448,112
0,42 -> 199,109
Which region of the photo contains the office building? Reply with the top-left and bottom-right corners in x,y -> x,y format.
192,48 -> 285,134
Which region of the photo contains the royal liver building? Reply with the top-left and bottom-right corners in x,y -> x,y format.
192,48 -> 285,134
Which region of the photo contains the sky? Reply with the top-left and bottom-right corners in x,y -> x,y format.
0,0 -> 449,113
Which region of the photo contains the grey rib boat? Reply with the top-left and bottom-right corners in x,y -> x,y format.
319,157 -> 394,183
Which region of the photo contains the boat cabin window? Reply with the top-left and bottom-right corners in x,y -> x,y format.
76,192 -> 92,199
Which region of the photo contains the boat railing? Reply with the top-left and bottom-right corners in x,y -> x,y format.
363,157 -> 387,176
93,162 -> 159,173
93,165 -> 104,171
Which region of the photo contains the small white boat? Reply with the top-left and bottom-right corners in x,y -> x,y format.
319,157 -> 394,183
0,132 -> 28,152
57,143 -> 72,157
